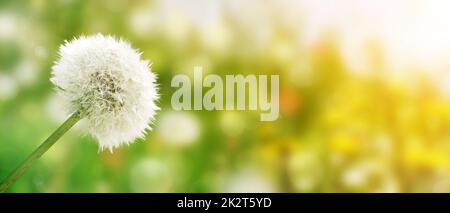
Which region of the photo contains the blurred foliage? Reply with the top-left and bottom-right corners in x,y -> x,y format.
1,0 -> 450,192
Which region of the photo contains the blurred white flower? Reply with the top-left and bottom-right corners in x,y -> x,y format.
0,12 -> 42,90
0,12 -> 19,39
342,160 -> 399,192
342,164 -> 368,187
13,60 -> 38,86
0,74 -> 17,100
51,34 -> 159,151
130,158 -> 172,192
438,74 -> 450,98
129,6 -> 159,38
157,111 -> 200,146
290,151 -> 322,192
223,167 -> 277,193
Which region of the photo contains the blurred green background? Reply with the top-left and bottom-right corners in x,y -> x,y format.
2,0 -> 450,192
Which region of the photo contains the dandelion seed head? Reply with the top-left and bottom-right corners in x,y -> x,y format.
51,34 -> 159,151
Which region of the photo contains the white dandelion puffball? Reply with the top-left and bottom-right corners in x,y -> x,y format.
51,34 -> 159,151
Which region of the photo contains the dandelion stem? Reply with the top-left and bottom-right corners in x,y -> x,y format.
0,111 -> 81,192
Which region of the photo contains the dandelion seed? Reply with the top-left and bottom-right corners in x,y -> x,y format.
0,34 -> 159,192
51,34 -> 159,151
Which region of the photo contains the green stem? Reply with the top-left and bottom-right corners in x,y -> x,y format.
0,112 -> 81,192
